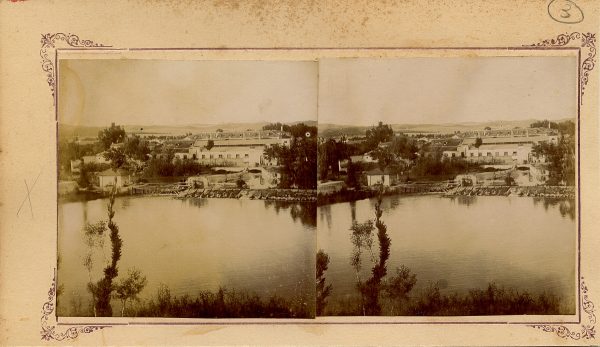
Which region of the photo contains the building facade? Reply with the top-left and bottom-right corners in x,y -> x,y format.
188,137 -> 290,167
442,132 -> 559,165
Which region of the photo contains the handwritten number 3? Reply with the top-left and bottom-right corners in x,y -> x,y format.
548,0 -> 584,24
560,3 -> 571,18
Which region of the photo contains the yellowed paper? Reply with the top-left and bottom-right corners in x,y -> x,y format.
1,0 -> 599,345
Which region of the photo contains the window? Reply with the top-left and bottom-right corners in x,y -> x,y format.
470,153 -> 474,157
210,154 -> 214,159
245,154 -> 249,158
495,152 -> 499,157
236,154 -> 240,158
504,152 -> 508,156
201,154 -> 205,159
487,152 -> 492,156
183,155 -> 187,159
478,153 -> 482,157
513,151 -> 517,156
218,154 -> 223,158
227,154 -> 231,159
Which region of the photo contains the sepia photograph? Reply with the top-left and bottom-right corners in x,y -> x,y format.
56,59 -> 318,318
316,57 -> 578,316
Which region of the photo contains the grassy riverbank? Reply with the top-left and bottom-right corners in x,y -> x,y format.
61,285 -> 313,318
323,282 -> 568,316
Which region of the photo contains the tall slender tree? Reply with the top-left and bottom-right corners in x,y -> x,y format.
88,184 -> 123,316
362,187 -> 391,315
316,250 -> 333,316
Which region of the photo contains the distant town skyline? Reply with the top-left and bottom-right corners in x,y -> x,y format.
59,59 -> 318,127
319,56 -> 578,126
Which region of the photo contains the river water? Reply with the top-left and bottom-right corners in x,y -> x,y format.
57,197 -> 316,317
57,194 -> 576,317
317,195 -> 576,313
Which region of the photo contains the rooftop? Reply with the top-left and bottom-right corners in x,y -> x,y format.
98,168 -> 130,176
193,138 -> 288,148
366,168 -> 395,175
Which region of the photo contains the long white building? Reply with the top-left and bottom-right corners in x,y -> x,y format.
443,133 -> 559,164
183,137 -> 291,167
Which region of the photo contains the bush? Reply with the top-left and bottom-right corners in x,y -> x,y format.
133,285 -> 312,318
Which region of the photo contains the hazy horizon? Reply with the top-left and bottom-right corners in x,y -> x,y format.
60,116 -> 570,129
58,60 -> 318,127
59,57 -> 577,128
319,56 -> 577,126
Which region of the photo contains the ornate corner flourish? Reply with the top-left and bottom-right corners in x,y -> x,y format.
526,32 -> 596,105
40,33 -> 110,103
529,279 -> 596,341
41,269 -> 110,341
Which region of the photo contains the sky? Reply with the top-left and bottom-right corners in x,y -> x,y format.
59,56 -> 578,127
58,59 -> 318,126
318,56 -> 578,126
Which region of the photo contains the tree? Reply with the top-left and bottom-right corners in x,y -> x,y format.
474,137 -> 483,148
206,140 -> 214,151
236,178 -> 247,189
532,135 -> 575,186
318,142 -> 329,181
288,123 -> 317,138
348,187 -> 416,316
104,147 -> 127,170
114,268 -> 147,317
98,123 -> 126,150
262,122 -> 291,132
88,186 -> 123,316
345,160 -> 360,189
263,134 -> 317,189
124,135 -> 150,161
78,164 -> 91,188
384,265 -> 417,315
389,135 -> 418,160
82,220 -> 108,317
365,122 -> 394,151
361,189 -> 391,315
349,220 -> 375,315
530,120 -> 557,129
371,148 -> 395,170
316,250 -> 333,316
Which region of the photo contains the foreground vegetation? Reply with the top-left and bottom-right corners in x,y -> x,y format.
322,282 -> 565,316
65,285 -> 312,318
316,187 -> 569,316
134,285 -> 312,318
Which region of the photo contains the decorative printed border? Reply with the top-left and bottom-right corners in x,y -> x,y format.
526,32 -> 596,104
529,279 -> 596,340
41,269 -> 110,341
41,32 -> 596,341
40,33 -> 109,103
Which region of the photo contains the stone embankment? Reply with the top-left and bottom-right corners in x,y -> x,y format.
177,188 -> 317,202
444,185 -> 575,199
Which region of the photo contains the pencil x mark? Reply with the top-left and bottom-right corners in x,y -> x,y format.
17,168 -> 43,219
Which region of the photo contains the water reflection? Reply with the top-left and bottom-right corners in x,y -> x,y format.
263,200 -> 316,227
447,195 -> 477,207
317,195 -> 576,314
532,197 -> 576,221
58,196 -> 316,317
186,197 -> 208,209
349,201 -> 357,223
319,204 -> 332,230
